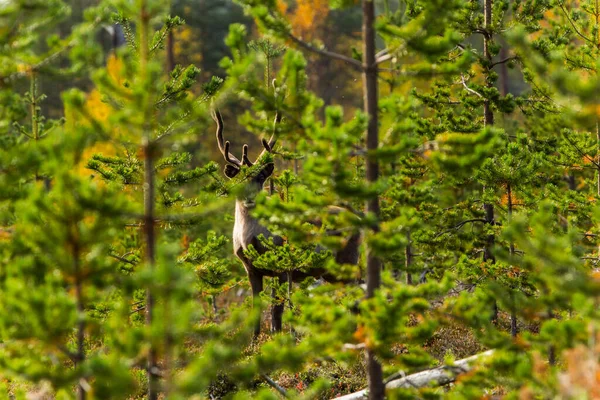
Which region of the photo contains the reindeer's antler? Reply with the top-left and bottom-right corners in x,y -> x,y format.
242,144 -> 254,167
212,109 -> 244,167
213,108 -> 281,168
256,112 -> 280,161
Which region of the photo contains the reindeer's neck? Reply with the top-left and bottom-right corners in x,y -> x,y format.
233,199 -> 268,251
235,199 -> 256,223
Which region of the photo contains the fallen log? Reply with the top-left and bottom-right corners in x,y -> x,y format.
332,350 -> 495,400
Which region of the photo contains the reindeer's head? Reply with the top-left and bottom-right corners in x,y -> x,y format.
212,109 -> 278,201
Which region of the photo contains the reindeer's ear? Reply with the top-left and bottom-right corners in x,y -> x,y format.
224,164 -> 240,179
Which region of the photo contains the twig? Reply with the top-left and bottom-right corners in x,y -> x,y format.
558,1 -> 595,44
57,345 -> 79,363
460,75 -> 483,98
130,306 -> 146,315
383,370 -> 406,384
562,133 -> 600,168
287,33 -> 363,70
110,253 -> 138,265
490,56 -> 518,68
375,48 -> 389,58
434,218 -> 487,239
375,53 -> 393,65
261,374 -> 288,398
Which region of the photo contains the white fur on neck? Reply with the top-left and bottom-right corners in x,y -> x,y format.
233,199 -> 271,253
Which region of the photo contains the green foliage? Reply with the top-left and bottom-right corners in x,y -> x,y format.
3,0 -> 600,398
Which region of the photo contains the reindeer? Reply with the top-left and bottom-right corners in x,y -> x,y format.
212,109 -> 360,336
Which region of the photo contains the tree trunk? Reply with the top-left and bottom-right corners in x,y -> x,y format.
482,0 -> 498,323
362,0 -> 384,398
406,230 -> 413,285
73,240 -> 86,400
507,184 -> 518,337
140,2 -> 159,397
333,350 -> 495,400
143,139 -> 158,399
166,30 -> 175,72
144,140 -> 158,400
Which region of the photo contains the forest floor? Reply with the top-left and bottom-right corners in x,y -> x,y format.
7,284 -> 528,399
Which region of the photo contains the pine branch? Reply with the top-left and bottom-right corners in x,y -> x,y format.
0,16 -> 102,84
557,1 -> 595,45
434,219 -> 487,239
110,252 -> 138,265
490,56 -> 518,68
562,134 -> 600,168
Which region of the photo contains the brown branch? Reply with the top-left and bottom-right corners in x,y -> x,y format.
434,218 -> 488,239
490,56 -> 518,68
287,33 -> 363,70
110,252 -> 138,265
57,345 -> 79,363
562,134 -> 600,168
130,306 -> 146,315
558,1 -> 595,44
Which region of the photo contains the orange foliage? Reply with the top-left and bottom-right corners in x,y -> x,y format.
285,0 -> 330,40
276,0 -> 288,15
181,234 -> 190,251
0,228 -> 12,242
353,324 -> 366,343
501,190 -> 522,208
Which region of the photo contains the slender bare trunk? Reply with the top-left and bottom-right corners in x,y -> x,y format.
483,0 -> 494,128
140,2 -> 159,398
362,1 -> 384,398
482,0 -> 498,323
405,230 -> 412,285
166,30 -> 175,72
144,139 -> 158,400
596,0 -> 599,197
596,119 -> 600,197
499,46 -> 509,97
73,240 -> 86,400
507,184 -> 518,337
30,72 -> 48,188
30,73 -> 39,142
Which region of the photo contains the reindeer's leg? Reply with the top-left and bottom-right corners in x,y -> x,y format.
236,247 -> 264,337
248,272 -> 264,337
271,273 -> 286,333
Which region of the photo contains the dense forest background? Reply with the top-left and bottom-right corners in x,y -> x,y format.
2,0 -> 600,399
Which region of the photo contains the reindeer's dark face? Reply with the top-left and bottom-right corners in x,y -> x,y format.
212,108 -> 278,204
223,162 -> 274,203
